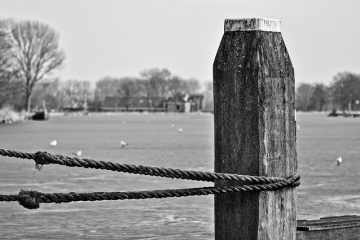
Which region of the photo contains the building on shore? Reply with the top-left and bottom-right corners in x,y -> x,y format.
102,97 -> 166,112
99,94 -> 204,113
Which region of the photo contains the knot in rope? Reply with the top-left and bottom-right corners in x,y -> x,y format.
18,190 -> 40,209
35,151 -> 69,170
34,151 -> 54,169
35,151 -> 46,170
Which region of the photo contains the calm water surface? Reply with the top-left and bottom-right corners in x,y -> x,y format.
0,113 -> 359,239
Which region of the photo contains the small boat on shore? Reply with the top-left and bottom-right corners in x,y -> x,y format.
29,101 -> 49,121
31,110 -> 49,121
328,109 -> 360,118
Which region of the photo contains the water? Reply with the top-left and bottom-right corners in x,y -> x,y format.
296,113 -> 360,219
0,112 -> 359,239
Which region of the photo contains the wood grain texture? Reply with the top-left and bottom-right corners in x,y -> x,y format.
213,30 -> 296,239
297,216 -> 360,240
297,228 -> 360,240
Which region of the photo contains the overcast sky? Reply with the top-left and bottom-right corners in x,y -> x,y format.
1,0 -> 359,85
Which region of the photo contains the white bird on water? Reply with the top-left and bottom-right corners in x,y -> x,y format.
170,124 -> 175,128
50,140 -> 57,147
120,140 -> 129,148
177,128 -> 184,133
336,156 -> 342,166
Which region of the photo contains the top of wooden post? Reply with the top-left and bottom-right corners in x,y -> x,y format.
224,18 -> 281,32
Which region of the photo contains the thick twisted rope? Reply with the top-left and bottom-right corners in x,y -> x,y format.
0,148 -> 297,185
0,175 -> 300,209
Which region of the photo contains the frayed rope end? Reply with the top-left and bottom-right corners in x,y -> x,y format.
35,164 -> 43,171
34,151 -> 51,171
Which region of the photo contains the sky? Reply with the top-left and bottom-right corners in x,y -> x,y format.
1,0 -> 360,85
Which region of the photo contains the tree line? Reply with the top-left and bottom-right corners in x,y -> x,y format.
1,65 -> 209,112
296,72 -> 360,112
94,68 -> 202,105
0,19 -> 212,112
26,68 -> 208,112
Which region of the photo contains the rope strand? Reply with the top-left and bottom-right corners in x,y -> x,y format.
0,148 -> 297,184
1,177 -> 300,209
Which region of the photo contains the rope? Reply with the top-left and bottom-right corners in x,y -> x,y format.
0,176 -> 300,209
0,148 -> 297,184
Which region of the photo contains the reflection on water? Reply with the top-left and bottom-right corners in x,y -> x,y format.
0,113 -> 360,239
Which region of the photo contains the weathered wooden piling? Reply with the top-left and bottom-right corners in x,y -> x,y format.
213,18 -> 296,239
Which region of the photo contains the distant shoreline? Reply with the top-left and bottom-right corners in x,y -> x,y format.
50,111 -> 213,117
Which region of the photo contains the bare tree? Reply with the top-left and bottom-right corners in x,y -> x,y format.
168,76 -> 187,96
0,20 -> 20,107
61,79 -> 91,108
94,76 -> 122,102
117,77 -> 140,111
31,78 -> 61,110
61,80 -> 80,106
9,20 -> 65,111
295,83 -> 315,111
140,68 -> 171,98
309,84 -> 329,111
331,72 -> 360,111
0,21 -> 13,80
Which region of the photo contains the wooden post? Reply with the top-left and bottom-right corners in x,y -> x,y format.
213,18 -> 297,239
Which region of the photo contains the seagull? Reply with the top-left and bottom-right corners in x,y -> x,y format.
120,140 -> 129,148
50,140 -> 57,147
72,150 -> 82,157
336,156 -> 342,166
177,128 -> 184,133
170,124 -> 175,128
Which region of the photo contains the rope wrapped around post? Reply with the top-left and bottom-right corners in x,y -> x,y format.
0,148 -> 295,184
0,148 -> 300,209
0,175 -> 300,209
